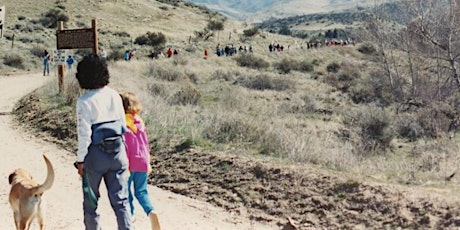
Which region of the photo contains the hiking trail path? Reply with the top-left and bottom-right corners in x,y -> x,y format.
0,74 -> 277,230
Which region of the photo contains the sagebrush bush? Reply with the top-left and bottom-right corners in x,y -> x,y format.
148,83 -> 167,98
107,49 -> 124,61
349,80 -> 375,104
236,74 -> 293,91
112,31 -> 131,38
415,102 -> 454,138
4,54 -> 26,69
64,77 -> 82,106
40,8 -> 69,28
204,117 -> 257,143
343,106 -> 394,154
207,20 -> 224,31
357,42 -> 377,55
185,72 -> 199,84
274,58 -> 296,74
172,56 -> 188,66
170,84 -> 201,105
134,31 -> 166,49
243,27 -> 259,37
211,70 -> 237,81
394,113 -> 424,141
31,46 -> 47,57
296,60 -> 314,72
234,54 -> 269,70
148,66 -> 184,81
326,62 -> 341,73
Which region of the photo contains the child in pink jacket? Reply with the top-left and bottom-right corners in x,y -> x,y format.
120,92 -> 161,230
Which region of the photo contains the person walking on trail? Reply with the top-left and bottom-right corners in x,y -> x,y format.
120,92 -> 161,230
66,55 -> 75,73
75,53 -> 133,230
43,50 -> 50,76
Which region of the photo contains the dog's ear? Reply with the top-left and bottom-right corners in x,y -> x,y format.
8,172 -> 16,185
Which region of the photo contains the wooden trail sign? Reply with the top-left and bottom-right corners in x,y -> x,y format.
56,19 -> 99,93
0,6 -> 5,39
57,28 -> 94,49
56,19 -> 98,53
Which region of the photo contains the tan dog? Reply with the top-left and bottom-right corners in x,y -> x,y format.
8,154 -> 54,230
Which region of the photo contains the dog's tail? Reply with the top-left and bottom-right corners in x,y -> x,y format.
35,154 -> 55,194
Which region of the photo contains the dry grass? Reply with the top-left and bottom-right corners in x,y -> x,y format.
4,0 -> 460,191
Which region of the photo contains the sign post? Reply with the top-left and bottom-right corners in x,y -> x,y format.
56,19 -> 98,93
0,6 -> 5,39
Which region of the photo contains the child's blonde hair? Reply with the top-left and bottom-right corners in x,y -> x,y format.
120,92 -> 142,114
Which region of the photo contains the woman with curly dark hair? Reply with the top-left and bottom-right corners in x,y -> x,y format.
75,54 -> 132,230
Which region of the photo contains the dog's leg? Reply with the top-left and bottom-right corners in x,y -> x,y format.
13,211 -> 20,230
37,209 -> 45,230
19,218 -> 29,230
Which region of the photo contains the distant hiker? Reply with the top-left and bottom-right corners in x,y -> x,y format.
43,50 -> 50,76
120,92 -> 161,230
66,55 -> 75,73
204,49 -> 208,59
100,49 -> 107,62
129,50 -> 134,60
124,50 -> 130,61
173,49 -> 178,55
216,44 -> 221,56
166,48 -> 173,58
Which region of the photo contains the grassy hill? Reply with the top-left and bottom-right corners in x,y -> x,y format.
184,0 -> 382,22
5,0 -> 460,228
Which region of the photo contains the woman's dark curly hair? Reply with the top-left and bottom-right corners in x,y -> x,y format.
76,54 -> 110,89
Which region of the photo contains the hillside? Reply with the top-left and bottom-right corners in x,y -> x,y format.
184,0 -> 377,22
0,0 -> 238,74
4,0 -> 460,229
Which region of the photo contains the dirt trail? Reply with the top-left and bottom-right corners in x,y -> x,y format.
0,74 -> 277,230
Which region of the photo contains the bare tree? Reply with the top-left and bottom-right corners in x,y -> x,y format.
405,0 -> 460,91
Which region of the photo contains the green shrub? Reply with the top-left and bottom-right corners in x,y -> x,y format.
4,54 -> 26,69
234,54 -> 269,70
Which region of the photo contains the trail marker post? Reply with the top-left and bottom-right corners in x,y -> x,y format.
56,19 -> 98,93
